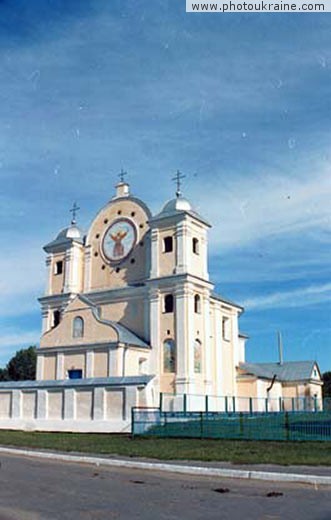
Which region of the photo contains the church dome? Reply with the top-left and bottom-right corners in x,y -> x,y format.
44,223 -> 84,252
56,224 -> 83,241
161,196 -> 193,214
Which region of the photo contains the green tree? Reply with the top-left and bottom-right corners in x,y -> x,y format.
6,346 -> 36,381
322,372 -> 331,398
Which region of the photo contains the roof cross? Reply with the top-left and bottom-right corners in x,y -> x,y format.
70,202 -> 80,225
172,170 -> 186,198
118,168 -> 128,183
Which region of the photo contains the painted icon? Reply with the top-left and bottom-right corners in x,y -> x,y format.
102,218 -> 136,262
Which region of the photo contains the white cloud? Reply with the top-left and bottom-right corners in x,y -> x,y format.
242,282 -> 331,310
194,166 -> 331,250
0,239 -> 44,317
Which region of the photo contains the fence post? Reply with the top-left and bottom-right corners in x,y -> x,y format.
225,396 -> 228,414
159,392 -> 163,411
239,412 -> 244,437
200,411 -> 204,439
131,407 -> 135,438
249,397 -> 253,415
292,397 -> 295,412
232,396 -> 236,413
205,395 -> 209,414
265,398 -> 268,413
285,411 -> 290,441
279,397 -> 282,412
183,393 -> 187,414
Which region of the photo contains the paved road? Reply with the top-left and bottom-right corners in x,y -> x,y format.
0,453 -> 329,520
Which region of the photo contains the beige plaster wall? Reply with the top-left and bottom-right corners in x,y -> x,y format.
64,353 -> 85,377
102,298 -> 146,339
43,354 -> 56,380
40,298 -> 118,348
50,253 -> 66,295
158,228 -> 176,277
94,350 -> 108,378
160,374 -> 176,393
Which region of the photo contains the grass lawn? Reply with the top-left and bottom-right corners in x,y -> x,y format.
0,430 -> 330,466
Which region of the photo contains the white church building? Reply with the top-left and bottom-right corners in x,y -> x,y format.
0,175 -> 323,432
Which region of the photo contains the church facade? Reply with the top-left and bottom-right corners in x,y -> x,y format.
37,177 -> 244,402
0,176 -> 322,432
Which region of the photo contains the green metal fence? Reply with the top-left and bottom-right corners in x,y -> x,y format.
159,393 -> 329,414
132,404 -> 331,441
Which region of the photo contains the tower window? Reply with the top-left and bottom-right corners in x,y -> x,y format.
163,236 -> 173,253
53,310 -> 61,328
55,261 -> 63,275
163,339 -> 176,373
194,294 -> 201,314
192,238 -> 199,255
222,317 -> 231,341
73,316 -> 84,338
164,294 -> 174,313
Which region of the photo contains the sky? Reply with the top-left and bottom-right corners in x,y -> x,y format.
0,0 -> 330,372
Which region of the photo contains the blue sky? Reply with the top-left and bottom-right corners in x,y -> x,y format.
0,1 -> 330,371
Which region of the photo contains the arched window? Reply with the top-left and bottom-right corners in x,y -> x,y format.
194,339 -> 202,373
192,238 -> 199,254
194,294 -> 201,314
164,294 -> 174,313
163,236 -> 173,253
73,316 -> 84,338
163,339 -> 176,373
53,310 -> 61,328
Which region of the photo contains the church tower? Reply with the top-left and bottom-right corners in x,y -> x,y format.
148,171 -> 214,396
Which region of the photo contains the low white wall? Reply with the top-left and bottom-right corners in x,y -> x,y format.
0,377 -> 152,433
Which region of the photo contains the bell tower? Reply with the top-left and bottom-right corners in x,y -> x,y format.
41,204 -> 84,334
147,173 -> 213,397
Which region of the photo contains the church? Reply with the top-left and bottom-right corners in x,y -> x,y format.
0,174 -> 323,432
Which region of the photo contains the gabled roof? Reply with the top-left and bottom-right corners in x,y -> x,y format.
211,292 -> 244,312
239,360 -> 320,382
77,295 -> 150,349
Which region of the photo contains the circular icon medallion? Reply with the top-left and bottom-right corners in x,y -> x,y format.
102,218 -> 137,263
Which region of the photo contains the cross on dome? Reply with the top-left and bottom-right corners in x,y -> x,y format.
118,168 -> 128,183
70,202 -> 80,225
172,170 -> 186,198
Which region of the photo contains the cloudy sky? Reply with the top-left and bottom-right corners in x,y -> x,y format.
0,0 -> 330,371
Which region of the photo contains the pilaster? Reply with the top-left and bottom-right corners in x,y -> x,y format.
150,229 -> 159,278
149,288 -> 160,378
175,222 -> 189,274
45,256 -> 52,296
203,289 -> 213,393
36,354 -> 44,380
214,304 -> 223,396
56,353 -> 64,380
83,245 -> 92,292
85,350 -> 94,378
